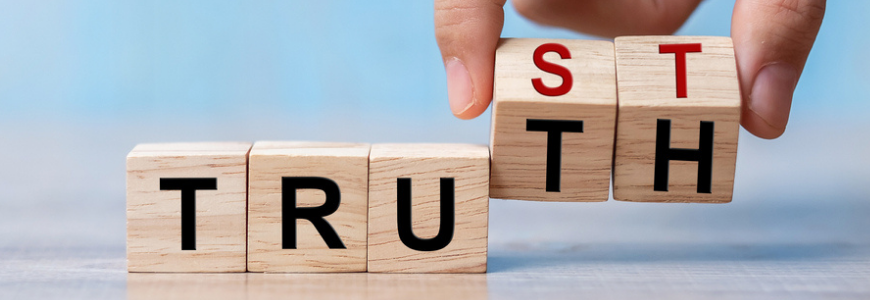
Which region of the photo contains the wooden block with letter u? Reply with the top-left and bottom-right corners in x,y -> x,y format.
490,38 -> 616,202
367,144 -> 489,273
126,142 -> 251,272
247,141 -> 369,272
613,36 -> 741,203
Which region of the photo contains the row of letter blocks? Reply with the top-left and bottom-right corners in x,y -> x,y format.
127,36 -> 740,273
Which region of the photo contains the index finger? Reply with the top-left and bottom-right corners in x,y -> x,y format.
435,0 -> 507,119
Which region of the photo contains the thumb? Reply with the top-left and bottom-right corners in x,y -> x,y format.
732,0 -> 826,139
435,0 -> 507,119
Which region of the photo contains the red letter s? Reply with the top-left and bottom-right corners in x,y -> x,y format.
532,43 -> 573,97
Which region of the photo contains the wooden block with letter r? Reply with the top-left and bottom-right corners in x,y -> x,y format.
247,141 -> 369,272
613,36 -> 741,203
368,144 -> 489,273
490,38 -> 616,202
126,142 -> 251,272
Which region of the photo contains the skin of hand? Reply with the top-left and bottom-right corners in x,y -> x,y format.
434,0 -> 825,139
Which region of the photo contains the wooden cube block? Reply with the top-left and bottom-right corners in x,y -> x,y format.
126,142 -> 251,272
613,36 -> 740,203
368,144 -> 489,273
490,38 -> 616,202
247,141 -> 369,272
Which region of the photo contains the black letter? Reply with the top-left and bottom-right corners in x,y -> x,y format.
282,177 -> 345,249
160,178 -> 218,250
397,178 -> 455,251
526,119 -> 584,192
654,119 -> 714,193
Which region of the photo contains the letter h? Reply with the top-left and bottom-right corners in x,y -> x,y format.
654,119 -> 714,193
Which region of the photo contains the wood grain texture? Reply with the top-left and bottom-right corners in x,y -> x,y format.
12,243 -> 870,300
613,36 -> 740,203
247,141 -> 369,272
367,144 -> 489,273
127,273 -> 489,300
126,142 -> 251,272
491,38 -> 616,202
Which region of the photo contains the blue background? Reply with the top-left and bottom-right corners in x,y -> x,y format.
0,1 -> 868,247
2,1 -> 867,124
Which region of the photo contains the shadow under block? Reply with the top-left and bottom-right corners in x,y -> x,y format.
126,142 -> 251,272
367,144 -> 489,273
247,142 -> 370,272
613,36 -> 740,203
490,38 -> 616,202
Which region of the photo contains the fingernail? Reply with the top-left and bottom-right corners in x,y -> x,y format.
749,63 -> 798,130
446,58 -> 474,116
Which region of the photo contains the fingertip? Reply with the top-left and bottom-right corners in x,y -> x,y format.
452,100 -> 491,120
741,62 -> 797,139
446,58 -> 474,116
446,57 -> 492,120
741,109 -> 786,139
435,0 -> 504,120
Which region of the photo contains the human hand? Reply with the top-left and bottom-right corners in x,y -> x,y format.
434,0 -> 825,139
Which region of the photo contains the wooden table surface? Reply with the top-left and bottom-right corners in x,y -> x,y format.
3,241 -> 870,299
1,119 -> 869,299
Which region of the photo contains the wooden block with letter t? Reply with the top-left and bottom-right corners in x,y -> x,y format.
613,36 -> 741,203
247,141 -> 369,272
490,38 -> 616,202
368,144 -> 489,273
126,142 -> 251,272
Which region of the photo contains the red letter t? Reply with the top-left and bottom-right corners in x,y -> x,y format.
659,43 -> 702,98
